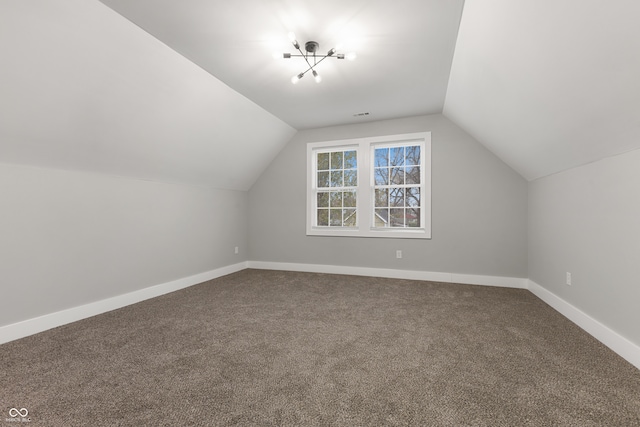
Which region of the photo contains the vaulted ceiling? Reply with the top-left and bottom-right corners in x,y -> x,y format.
98,0 -> 464,130
1,0 -> 639,188
445,0 -> 640,180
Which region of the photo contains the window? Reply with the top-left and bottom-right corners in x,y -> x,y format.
315,148 -> 358,227
307,132 -> 431,239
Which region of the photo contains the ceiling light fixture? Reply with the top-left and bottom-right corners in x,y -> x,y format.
283,32 -> 355,84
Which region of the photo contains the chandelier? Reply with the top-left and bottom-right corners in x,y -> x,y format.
283,32 -> 356,84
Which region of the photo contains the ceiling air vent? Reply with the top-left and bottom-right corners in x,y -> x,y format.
353,112 -> 370,117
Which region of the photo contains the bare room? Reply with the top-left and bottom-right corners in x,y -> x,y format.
1,0 -> 639,425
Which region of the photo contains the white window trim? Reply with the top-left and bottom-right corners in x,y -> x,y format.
306,132 -> 431,239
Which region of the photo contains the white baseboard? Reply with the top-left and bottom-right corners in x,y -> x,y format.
5,262 -> 636,371
247,261 -> 528,289
248,262 -> 639,369
0,261 -> 248,345
528,280 -> 640,370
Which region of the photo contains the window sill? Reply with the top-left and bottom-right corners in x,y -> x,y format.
307,227 -> 431,239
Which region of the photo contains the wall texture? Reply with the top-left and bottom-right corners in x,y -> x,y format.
0,163 -> 248,327
529,148 -> 640,347
249,114 -> 528,278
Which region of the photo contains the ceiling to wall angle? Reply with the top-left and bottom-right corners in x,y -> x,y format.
3,0 -> 640,187
98,0 -> 466,130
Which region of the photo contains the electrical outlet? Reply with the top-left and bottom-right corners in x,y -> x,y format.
566,272 -> 572,286
396,250 -> 402,259
234,246 -> 239,254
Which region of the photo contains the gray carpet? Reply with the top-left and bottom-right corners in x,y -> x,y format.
1,269 -> 639,426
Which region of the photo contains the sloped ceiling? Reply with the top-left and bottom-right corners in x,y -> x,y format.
98,0 -> 464,130
0,0 -> 295,191
2,0 -> 639,187
445,0 -> 640,180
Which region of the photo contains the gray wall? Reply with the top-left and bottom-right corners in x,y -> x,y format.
528,148 -> 640,347
249,114 -> 528,278
0,163 -> 248,327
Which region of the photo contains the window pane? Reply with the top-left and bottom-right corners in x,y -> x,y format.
330,209 -> 342,226
330,171 -> 343,187
407,208 -> 420,227
374,148 -> 389,167
344,150 -> 357,169
330,152 -> 343,170
344,170 -> 357,187
375,188 -> 388,207
406,187 -> 420,207
372,143 -> 425,230
406,167 -> 420,185
405,146 -> 421,166
343,191 -> 356,208
390,208 -> 405,227
390,147 -> 405,166
375,208 -> 389,227
317,171 -> 330,188
330,191 -> 342,207
310,135 -> 428,237
374,167 -> 388,186
317,209 -> 329,226
391,167 -> 404,185
343,209 -> 356,227
317,152 -> 330,170
317,192 -> 329,208
313,147 -> 361,230
390,188 -> 405,207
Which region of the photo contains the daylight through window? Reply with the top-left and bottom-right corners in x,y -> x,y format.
373,144 -> 422,228
307,132 -> 431,239
315,149 -> 358,227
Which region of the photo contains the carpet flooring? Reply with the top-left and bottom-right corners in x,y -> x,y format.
1,269 -> 639,426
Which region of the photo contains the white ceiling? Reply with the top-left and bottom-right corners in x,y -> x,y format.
2,0 -> 640,187
0,0 -> 295,191
445,0 -> 640,180
98,0 -> 465,130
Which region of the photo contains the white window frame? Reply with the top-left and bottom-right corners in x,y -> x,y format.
306,132 -> 431,239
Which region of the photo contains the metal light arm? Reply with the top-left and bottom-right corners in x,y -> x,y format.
283,34 -> 350,83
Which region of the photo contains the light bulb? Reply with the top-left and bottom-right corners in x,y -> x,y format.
291,73 -> 304,84
287,32 -> 300,49
313,70 -> 321,83
345,52 -> 357,61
